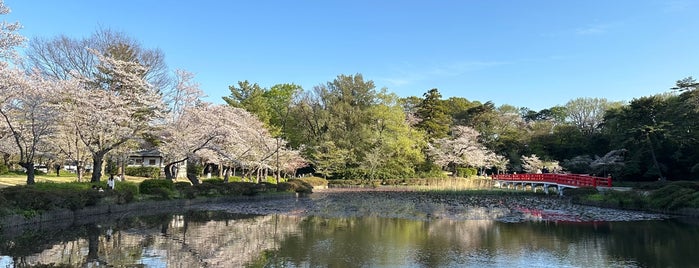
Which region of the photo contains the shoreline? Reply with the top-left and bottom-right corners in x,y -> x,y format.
0,188 -> 675,233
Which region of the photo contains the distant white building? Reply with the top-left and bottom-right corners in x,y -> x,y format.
127,149 -> 187,179
128,149 -> 164,167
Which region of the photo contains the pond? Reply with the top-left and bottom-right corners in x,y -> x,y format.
1,191 -> 697,267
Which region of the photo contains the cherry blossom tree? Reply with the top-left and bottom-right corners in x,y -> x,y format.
427,126 -> 492,176
521,154 -> 544,173
590,149 -> 626,177
0,67 -> 64,184
159,99 -> 289,184
0,1 -> 25,61
60,49 -> 164,182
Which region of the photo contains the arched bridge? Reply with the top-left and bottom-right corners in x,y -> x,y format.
493,173 -> 612,195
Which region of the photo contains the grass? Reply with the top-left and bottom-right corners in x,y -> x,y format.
0,171 -> 152,188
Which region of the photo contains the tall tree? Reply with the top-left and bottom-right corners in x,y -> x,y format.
0,0 -> 25,61
223,80 -> 270,125
0,68 -> 64,184
415,88 -> 450,140
61,50 -> 164,182
23,28 -> 170,90
565,97 -> 620,135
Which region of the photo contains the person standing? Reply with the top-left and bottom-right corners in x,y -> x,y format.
107,175 -> 116,190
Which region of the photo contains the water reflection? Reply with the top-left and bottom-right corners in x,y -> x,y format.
1,212 -> 698,267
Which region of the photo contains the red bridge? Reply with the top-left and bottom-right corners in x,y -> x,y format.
493,173 -> 612,195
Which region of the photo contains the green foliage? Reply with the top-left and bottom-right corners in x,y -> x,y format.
299,176 -> 328,187
202,178 -> 225,184
105,158 -> 118,175
415,88 -> 450,140
456,167 -> 477,177
648,182 -> 699,210
580,190 -> 646,209
173,181 -> 196,199
415,168 -> 448,179
277,179 -> 313,193
193,181 -> 261,196
0,185 -> 101,212
139,179 -> 174,199
186,162 -> 204,177
115,181 -> 139,204
0,163 -> 8,174
125,166 -> 161,178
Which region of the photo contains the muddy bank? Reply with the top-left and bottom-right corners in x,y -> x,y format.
202,188 -> 667,222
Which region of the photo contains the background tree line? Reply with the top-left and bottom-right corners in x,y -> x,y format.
226,73 -> 699,182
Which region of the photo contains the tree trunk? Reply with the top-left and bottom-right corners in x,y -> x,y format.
19,162 -> 36,185
647,135 -> 665,181
164,163 -> 175,181
120,157 -> 126,181
186,160 -> 200,185
77,165 -> 84,182
2,152 -> 9,167
223,166 -> 230,183
91,152 -> 107,183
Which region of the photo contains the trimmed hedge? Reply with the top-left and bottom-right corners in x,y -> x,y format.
125,166 -> 161,178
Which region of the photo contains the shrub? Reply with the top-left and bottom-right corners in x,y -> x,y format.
202,178 -> 225,184
277,179 -> 313,193
154,187 -> 175,199
125,166 -> 161,178
0,163 -> 8,174
139,179 -> 174,195
565,187 -> 599,198
649,185 -> 696,210
416,169 -> 448,179
173,181 -> 195,199
0,185 -> 101,212
115,182 -> 139,204
300,176 -> 328,187
456,167 -> 478,178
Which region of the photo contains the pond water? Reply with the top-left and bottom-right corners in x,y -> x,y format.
1,209 -> 698,267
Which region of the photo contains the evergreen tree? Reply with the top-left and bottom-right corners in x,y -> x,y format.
415,88 -> 450,140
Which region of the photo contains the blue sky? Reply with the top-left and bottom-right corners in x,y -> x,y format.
5,0 -> 698,110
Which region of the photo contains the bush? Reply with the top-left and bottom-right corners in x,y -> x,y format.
0,163 -> 8,175
566,187 -> 599,198
648,184 -> 696,210
300,176 -> 328,187
277,179 -> 313,193
139,179 -> 174,196
456,167 -> 477,178
125,166 -> 161,178
0,185 -> 101,212
202,178 -> 225,184
115,182 -> 139,204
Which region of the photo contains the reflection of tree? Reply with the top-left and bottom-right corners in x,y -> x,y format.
4,212 -> 699,267
261,216 -> 494,267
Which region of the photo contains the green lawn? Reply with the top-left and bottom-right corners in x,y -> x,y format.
0,172 -> 151,188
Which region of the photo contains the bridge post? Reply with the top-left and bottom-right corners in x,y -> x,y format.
557,185 -> 564,196
544,184 -> 549,194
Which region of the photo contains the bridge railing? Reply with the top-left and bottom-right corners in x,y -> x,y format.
494,173 -> 611,187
